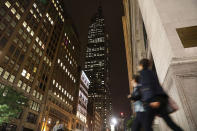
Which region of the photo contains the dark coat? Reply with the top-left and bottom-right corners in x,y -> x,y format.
139,69 -> 166,103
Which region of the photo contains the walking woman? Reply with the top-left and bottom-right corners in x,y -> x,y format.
138,58 -> 183,131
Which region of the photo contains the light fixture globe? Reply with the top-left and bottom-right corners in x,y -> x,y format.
111,117 -> 117,125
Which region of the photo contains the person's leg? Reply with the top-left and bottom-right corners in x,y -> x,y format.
132,112 -> 141,131
161,114 -> 183,131
142,108 -> 156,131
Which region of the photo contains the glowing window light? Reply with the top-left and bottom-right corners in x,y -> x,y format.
5,1 -> 11,8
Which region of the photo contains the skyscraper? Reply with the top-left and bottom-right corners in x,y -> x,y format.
84,6 -> 112,130
0,0 -> 81,130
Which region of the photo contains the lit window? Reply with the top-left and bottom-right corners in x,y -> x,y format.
39,41 -> 42,46
5,1 -> 11,8
22,83 -> 26,90
30,31 -> 34,36
53,79 -> 55,85
23,21 -> 27,28
0,67 -> 4,75
17,80 -> 22,87
15,2 -> 19,7
33,90 -> 36,96
40,94 -> 43,100
21,69 -> 27,76
58,59 -> 60,63
11,8 -> 16,14
33,3 -> 37,8
9,75 -> 15,83
16,13 -> 20,20
36,92 -> 39,99
64,90 -> 67,95
60,62 -> 63,67
33,67 -> 37,73
56,83 -> 58,87
36,9 -> 39,13
59,85 -> 61,90
36,37 -> 39,42
33,14 -> 37,19
42,44 -> 45,49
3,71 -> 10,80
46,13 -> 49,18
26,73 -> 30,80
30,9 -> 33,14
20,7 -> 24,13
27,26 -> 31,32
27,86 -> 31,93
36,48 -> 39,53
63,66 -> 65,70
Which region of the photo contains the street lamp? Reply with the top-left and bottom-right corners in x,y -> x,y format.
110,117 -> 117,131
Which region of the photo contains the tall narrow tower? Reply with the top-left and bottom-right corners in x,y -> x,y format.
84,6 -> 112,130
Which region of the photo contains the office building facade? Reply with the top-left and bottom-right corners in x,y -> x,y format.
75,71 -> 90,131
122,0 -> 197,130
84,6 -> 112,130
0,0 -> 81,130
87,100 -> 102,131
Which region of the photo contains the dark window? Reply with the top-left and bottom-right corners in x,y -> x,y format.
0,37 -> 8,48
9,45 -> 16,53
0,8 -> 6,16
19,54 -> 25,62
11,20 -> 17,28
26,112 -> 37,124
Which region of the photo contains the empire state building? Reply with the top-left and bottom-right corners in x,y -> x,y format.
84,6 -> 112,130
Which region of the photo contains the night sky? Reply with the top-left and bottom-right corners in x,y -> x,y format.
64,0 -> 131,116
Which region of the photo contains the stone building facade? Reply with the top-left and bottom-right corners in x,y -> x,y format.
0,0 -> 81,130
122,0 -> 197,130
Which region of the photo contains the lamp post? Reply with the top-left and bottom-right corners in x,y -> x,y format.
110,117 -> 117,131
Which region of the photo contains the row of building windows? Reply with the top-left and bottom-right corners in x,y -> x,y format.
52,79 -> 74,101
32,90 -> 43,101
57,59 -> 76,83
76,111 -> 87,124
86,53 -> 105,58
86,47 -> 105,52
29,100 -> 40,112
62,40 -> 77,68
0,67 -> 15,83
17,80 -> 31,93
44,56 -> 52,67
49,96 -> 73,113
51,0 -> 64,22
79,90 -> 88,106
52,91 -> 73,109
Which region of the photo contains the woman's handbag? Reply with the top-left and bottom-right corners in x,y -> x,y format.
166,97 -> 179,114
